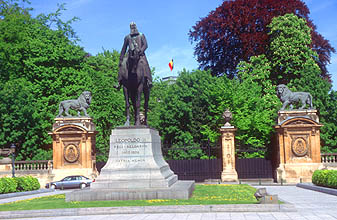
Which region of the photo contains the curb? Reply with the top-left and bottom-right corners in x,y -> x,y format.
0,203 -> 296,219
0,189 -> 55,200
297,183 -> 337,196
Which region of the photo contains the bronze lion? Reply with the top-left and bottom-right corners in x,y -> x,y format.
57,91 -> 92,117
276,84 -> 313,110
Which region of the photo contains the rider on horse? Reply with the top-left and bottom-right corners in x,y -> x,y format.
115,22 -> 152,90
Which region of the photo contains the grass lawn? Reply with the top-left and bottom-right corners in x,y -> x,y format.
0,184 -> 258,211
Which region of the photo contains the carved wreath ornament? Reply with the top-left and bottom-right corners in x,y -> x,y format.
291,137 -> 308,157
64,144 -> 80,163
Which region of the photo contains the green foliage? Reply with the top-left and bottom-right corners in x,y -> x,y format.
312,170 -> 337,189
0,176 -> 40,193
320,91 -> 337,152
0,79 -> 37,156
237,151 -> 265,159
153,68 -> 277,158
23,176 -> 40,190
0,1 -> 90,159
0,177 -> 17,194
165,146 -> 206,160
267,13 -> 317,82
84,50 -> 124,162
1,2 -> 336,162
235,55 -> 279,152
155,69 -> 229,159
30,149 -> 53,161
267,13 -> 334,152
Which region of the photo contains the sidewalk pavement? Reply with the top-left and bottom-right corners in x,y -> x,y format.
0,185 -> 336,220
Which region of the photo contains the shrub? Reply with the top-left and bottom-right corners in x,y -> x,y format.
0,176 -> 40,194
14,177 -> 26,192
312,170 -> 337,189
25,176 -> 40,190
0,177 -> 17,194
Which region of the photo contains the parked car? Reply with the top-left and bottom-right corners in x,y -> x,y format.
45,175 -> 94,190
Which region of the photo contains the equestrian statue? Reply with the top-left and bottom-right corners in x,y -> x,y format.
115,22 -> 152,126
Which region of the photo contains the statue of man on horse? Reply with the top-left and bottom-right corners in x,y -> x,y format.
115,22 -> 152,126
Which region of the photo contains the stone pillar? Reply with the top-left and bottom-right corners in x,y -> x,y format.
48,117 -> 98,181
274,110 -> 323,183
220,127 -> 238,182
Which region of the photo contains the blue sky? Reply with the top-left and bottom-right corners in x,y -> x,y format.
27,0 -> 337,90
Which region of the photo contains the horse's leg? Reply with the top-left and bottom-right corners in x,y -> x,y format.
129,89 -> 136,125
131,89 -> 139,126
143,84 -> 150,125
123,86 -> 130,126
134,84 -> 143,126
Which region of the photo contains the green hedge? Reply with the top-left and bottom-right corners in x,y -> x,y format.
312,170 -> 337,189
0,176 -> 40,194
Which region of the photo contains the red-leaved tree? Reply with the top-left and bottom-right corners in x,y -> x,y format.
189,0 -> 335,80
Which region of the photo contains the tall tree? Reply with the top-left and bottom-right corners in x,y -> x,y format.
84,50 -> 125,162
234,55 -> 279,157
267,13 -> 321,84
189,0 -> 334,79
155,68 -> 278,159
0,1 -> 90,159
267,13 -> 333,151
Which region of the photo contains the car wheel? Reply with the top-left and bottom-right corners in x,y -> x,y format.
50,184 -> 56,190
80,183 -> 86,189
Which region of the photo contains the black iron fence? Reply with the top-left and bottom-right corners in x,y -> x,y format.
96,142 -> 274,182
167,159 -> 222,182
236,158 -> 273,179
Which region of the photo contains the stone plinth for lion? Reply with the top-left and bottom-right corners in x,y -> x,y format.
66,127 -> 194,201
274,110 -> 323,183
48,117 -> 98,181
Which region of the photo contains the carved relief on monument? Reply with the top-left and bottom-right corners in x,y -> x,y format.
63,143 -> 80,163
290,135 -> 309,157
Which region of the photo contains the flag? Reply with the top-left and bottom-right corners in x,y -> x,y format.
168,59 -> 174,71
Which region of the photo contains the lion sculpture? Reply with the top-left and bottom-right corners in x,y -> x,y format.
57,91 -> 92,117
276,84 -> 313,110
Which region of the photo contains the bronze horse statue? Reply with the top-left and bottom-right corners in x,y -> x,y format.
118,55 -> 150,126
117,22 -> 152,126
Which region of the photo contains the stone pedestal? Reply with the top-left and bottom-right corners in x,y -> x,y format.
66,127 -> 194,201
48,117 -> 98,181
274,110 -> 323,183
220,126 -> 238,182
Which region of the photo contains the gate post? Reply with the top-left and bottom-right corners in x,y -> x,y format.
220,109 -> 238,182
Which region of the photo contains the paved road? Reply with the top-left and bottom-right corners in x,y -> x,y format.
6,186 -> 337,220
